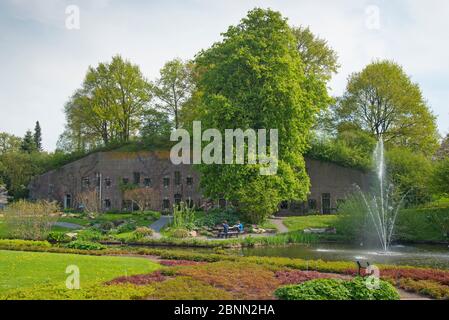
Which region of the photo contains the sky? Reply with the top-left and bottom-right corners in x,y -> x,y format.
0,0 -> 448,151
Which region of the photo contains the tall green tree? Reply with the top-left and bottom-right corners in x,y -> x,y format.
436,134 -> 449,160
293,26 -> 339,82
33,121 -> 42,151
20,130 -> 37,154
62,55 -> 151,149
332,60 -> 439,155
140,109 -> 172,144
193,8 -> 327,222
0,132 -> 21,155
432,158 -> 449,196
152,58 -> 194,129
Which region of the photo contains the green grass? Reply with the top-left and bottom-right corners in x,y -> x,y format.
283,215 -> 338,232
0,250 -> 160,293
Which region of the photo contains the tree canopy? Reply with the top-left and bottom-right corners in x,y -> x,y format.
60,55 -> 151,150
331,60 -> 439,156
191,8 -> 329,222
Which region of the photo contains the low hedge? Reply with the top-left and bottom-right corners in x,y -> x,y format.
275,277 -> 400,300
66,240 -> 106,251
0,239 -> 51,249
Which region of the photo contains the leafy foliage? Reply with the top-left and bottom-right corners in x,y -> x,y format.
66,240 -> 106,250
193,8 -> 327,223
275,277 -> 399,300
332,60 -> 439,156
3,200 -> 59,240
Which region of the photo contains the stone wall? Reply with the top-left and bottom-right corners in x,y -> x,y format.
29,151 -> 370,215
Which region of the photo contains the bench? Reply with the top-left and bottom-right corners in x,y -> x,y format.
217,231 -> 241,238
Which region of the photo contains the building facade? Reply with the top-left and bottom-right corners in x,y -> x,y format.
28,151 -> 370,215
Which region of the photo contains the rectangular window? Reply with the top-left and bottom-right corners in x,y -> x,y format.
163,198 -> 170,210
322,193 -> 331,215
105,178 -> 111,187
308,199 -> 317,211
163,177 -> 170,188
144,178 -> 152,187
104,199 -> 111,210
96,173 -> 101,187
122,178 -> 129,185
82,177 -> 90,188
186,176 -> 193,186
133,172 -> 141,185
174,171 -> 181,186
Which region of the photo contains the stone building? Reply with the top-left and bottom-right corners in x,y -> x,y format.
28,151 -> 370,215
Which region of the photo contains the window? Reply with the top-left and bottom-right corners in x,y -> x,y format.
144,178 -> 152,187
186,176 -> 193,186
104,199 -> 111,210
308,199 -> 317,211
105,178 -> 111,187
322,193 -> 331,215
163,198 -> 170,210
82,177 -> 90,188
280,201 -> 289,210
174,171 -> 181,186
96,174 -> 101,187
163,177 -> 170,188
133,172 -> 141,185
48,184 -> 54,194
122,178 -> 129,185
65,194 -> 72,209
174,194 -> 182,206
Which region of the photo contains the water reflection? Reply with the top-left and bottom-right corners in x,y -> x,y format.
240,243 -> 449,269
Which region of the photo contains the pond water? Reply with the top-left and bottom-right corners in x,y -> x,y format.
238,243 -> 449,269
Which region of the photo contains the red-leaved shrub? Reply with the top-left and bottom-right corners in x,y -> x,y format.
159,260 -> 208,267
275,270 -> 349,285
105,270 -> 170,286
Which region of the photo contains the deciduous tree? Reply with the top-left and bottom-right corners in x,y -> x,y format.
332,60 -> 439,155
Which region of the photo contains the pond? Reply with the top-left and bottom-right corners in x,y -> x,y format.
238,243 -> 449,269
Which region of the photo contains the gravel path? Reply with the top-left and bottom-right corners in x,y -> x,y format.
269,217 -> 289,233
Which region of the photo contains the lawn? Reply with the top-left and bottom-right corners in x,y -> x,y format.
283,215 -> 338,232
0,250 -> 160,294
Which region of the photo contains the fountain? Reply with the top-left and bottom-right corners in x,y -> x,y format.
357,137 -> 408,252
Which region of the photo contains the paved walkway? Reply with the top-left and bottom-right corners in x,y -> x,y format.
269,217 -> 289,233
398,289 -> 431,300
150,215 -> 172,232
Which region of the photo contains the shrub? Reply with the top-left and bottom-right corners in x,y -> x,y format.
399,278 -> 449,299
275,279 -> 352,300
117,221 -> 137,233
47,231 -> 71,243
106,270 -> 170,286
195,208 -> 240,228
176,261 -> 280,300
131,227 -> 154,241
3,200 -> 59,240
0,239 -> 51,248
344,277 -> 400,300
66,240 -> 106,250
173,202 -> 196,230
275,270 -> 348,285
275,277 -> 400,300
148,276 -> 233,300
0,283 -> 155,300
171,228 -> 190,239
76,229 -> 104,241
